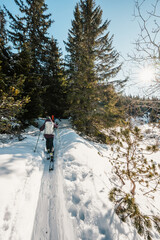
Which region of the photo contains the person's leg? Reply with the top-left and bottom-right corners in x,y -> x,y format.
48,137 -> 54,160
46,138 -> 50,153
51,136 -> 54,153
48,137 -> 53,153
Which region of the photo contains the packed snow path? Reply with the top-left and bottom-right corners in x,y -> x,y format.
32,120 -> 76,240
0,120 -> 76,240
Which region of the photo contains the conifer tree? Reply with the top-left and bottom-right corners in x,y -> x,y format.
0,8 -> 12,75
97,84 -> 125,128
25,0 -> 52,73
4,0 -> 59,120
42,37 -> 67,117
15,42 -> 43,121
4,3 -> 44,121
0,62 -> 29,133
109,125 -> 160,240
0,7 -> 30,131
5,0 -> 66,120
65,0 -> 121,134
5,0 -> 52,73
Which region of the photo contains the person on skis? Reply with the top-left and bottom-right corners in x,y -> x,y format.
40,116 -> 58,160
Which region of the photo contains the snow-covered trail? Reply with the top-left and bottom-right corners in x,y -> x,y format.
32,120 -> 77,240
1,119 -> 159,240
0,120 -> 76,240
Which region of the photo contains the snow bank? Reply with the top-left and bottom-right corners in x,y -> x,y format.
57,121 -> 145,240
0,127 -> 44,240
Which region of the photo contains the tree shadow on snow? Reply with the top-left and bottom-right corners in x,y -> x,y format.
98,209 -> 139,240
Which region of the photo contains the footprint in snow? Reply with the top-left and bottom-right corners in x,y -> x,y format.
72,193 -> 81,204
71,172 -> 77,181
3,223 -> 9,231
79,208 -> 85,221
69,205 -> 77,217
2,208 -> 11,232
84,199 -> 92,207
82,172 -> 88,179
3,208 -> 11,221
65,172 -> 77,182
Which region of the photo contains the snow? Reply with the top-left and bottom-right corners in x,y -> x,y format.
0,119 -> 160,240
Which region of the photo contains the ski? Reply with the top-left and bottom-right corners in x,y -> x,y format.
46,152 -> 50,160
49,152 -> 54,171
49,158 -> 54,171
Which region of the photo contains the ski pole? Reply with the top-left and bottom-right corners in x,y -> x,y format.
34,131 -> 41,152
57,127 -> 60,143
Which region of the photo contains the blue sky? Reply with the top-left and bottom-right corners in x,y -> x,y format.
46,0 -> 137,59
1,0 -> 137,57
1,0 -> 154,96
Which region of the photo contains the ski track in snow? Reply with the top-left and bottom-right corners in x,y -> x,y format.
0,121 -> 76,240
32,121 -> 76,240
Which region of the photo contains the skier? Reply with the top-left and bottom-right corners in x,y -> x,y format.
40,116 -> 58,160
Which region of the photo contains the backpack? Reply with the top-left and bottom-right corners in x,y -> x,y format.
44,121 -> 54,135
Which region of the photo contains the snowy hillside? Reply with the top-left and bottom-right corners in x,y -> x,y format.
0,119 -> 159,240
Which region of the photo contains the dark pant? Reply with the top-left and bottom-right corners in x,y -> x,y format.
46,137 -> 54,153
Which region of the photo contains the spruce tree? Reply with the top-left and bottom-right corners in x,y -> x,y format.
0,7 -> 30,131
4,5 -> 43,121
97,84 -> 125,128
25,0 -> 52,73
4,0 -> 55,121
5,0 -> 66,120
65,0 -> 121,134
42,37 -> 67,117
0,61 -> 29,133
0,8 -> 12,76
15,42 -> 43,121
5,0 -> 52,73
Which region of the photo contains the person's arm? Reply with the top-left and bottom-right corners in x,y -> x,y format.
54,123 -> 58,128
40,121 -> 45,131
